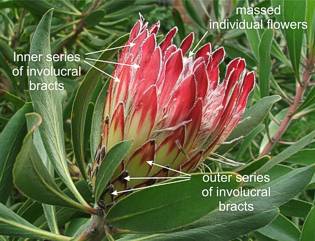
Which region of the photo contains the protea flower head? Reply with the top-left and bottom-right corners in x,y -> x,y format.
92,17 -> 255,195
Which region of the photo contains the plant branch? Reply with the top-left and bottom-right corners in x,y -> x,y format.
73,206 -> 106,241
260,57 -> 315,156
55,0 -> 101,53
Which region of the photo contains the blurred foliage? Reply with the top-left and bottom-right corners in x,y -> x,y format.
0,0 -> 315,241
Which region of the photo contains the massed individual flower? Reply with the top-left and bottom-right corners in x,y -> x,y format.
92,17 -> 255,194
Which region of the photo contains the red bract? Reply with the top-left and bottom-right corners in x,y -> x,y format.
98,18 -> 255,188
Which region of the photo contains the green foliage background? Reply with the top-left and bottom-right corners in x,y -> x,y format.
0,0 -> 315,241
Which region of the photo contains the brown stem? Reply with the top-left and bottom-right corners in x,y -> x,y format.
74,214 -> 105,241
260,58 -> 314,156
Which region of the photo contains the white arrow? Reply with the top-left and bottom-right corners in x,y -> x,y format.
146,161 -> 191,177
83,60 -> 120,82
111,178 -> 190,196
190,31 -> 209,56
85,58 -> 140,69
124,175 -> 190,181
84,42 -> 135,56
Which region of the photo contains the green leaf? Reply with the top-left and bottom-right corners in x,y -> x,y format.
258,130 -> 315,173
26,113 -> 59,234
140,166 -> 315,241
28,9 -> 87,206
286,149 -> 315,166
0,0 -> 18,9
1,91 -> 25,108
16,0 -> 53,17
258,214 -> 300,241
0,103 -> 31,203
300,206 -> 315,241
299,86 -> 315,110
224,43 -> 256,68
237,156 -> 270,175
118,208 -> 278,241
236,124 -> 265,159
258,29 -> 273,97
108,173 -> 240,233
271,40 -> 291,67
243,13 -> 260,60
0,236 -> 7,241
84,10 -> 105,27
13,113 -> 89,213
219,95 -> 281,153
90,81 -> 109,160
283,0 -> 306,77
182,0 -> 206,29
306,0 -> 315,48
260,108 -> 287,153
229,95 -> 281,140
172,8 -> 186,40
280,199 -> 312,218
94,141 -> 132,201
0,203 -> 71,241
71,33 -> 128,179
103,0 -> 136,13
43,205 -> 59,234
0,40 -> 14,63
15,0 -> 76,18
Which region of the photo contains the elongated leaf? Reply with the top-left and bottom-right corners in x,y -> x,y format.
1,91 -> 25,108
260,108 -> 287,153
132,166 -> 315,241
172,8 -> 186,40
16,0 -> 53,17
243,13 -> 260,60
0,0 -> 18,9
258,29 -> 273,97
108,173 -> 240,233
258,130 -> 315,173
26,114 -> 59,234
300,206 -> 315,241
182,0 -> 206,29
0,103 -> 31,203
71,34 -> 128,179
236,124 -> 265,159
13,113 -> 88,213
85,10 -> 105,27
271,40 -> 291,66
229,95 -> 281,140
118,209 -> 278,241
95,141 -> 132,201
283,0 -> 306,77
219,95 -> 281,153
0,203 -> 71,240
306,0 -> 315,48
237,156 -> 270,175
299,86 -> 315,110
259,214 -> 300,241
103,0 -> 136,13
280,199 -> 312,218
286,149 -> 315,166
28,9 -> 86,205
90,81 -> 109,160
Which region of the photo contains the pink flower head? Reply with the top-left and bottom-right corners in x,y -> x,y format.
98,18 -> 255,188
